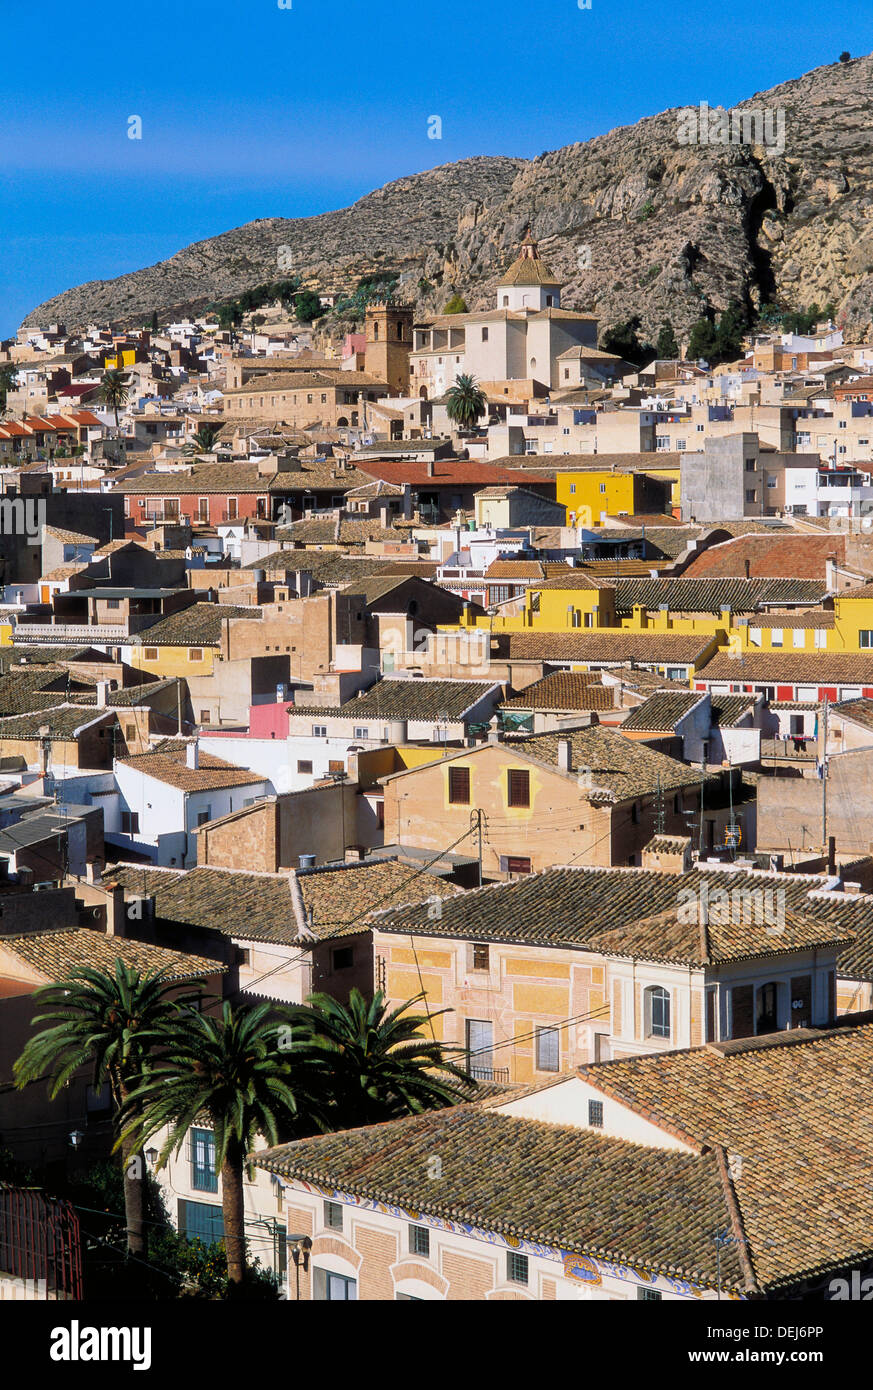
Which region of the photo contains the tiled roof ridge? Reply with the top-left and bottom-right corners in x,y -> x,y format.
712,1144 -> 761,1295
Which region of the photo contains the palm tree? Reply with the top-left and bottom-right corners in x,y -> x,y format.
445,372 -> 487,431
99,368 -> 130,430
14,962 -> 202,1258
286,989 -> 470,1132
120,1001 -> 300,1288
183,423 -> 221,455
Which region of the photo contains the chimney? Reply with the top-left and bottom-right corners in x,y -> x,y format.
186,742 -> 199,770
426,459 -> 435,477
557,738 -> 572,772
96,680 -> 110,709
826,555 -> 837,590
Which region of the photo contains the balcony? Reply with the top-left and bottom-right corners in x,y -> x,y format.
761,737 -> 817,764
468,1065 -> 510,1084
12,622 -> 128,643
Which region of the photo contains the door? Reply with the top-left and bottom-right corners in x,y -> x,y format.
790,974 -> 812,1028
756,982 -> 779,1035
731,984 -> 754,1040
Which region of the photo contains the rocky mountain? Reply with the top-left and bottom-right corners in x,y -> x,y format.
23,52 -> 873,342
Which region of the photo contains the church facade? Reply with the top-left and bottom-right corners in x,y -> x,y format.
410,230 -> 599,399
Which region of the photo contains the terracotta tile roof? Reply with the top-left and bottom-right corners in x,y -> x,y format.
131,602 -> 261,647
620,690 -> 704,731
290,677 -> 498,722
252,1105 -> 743,1291
587,903 -> 852,967
355,460 -> 552,487
579,1022 -> 873,1289
500,672 -> 614,712
118,746 -> 267,792
497,630 -> 714,665
749,610 -> 834,628
108,858 -> 459,945
484,560 -> 546,580
374,863 -> 869,974
614,577 -> 828,613
682,534 -> 847,581
0,703 -> 113,739
832,697 -> 873,731
501,725 -> 705,798
115,463 -> 268,494
527,571 -> 606,592
0,928 -> 219,983
42,526 -> 98,545
709,694 -> 758,726
697,652 -> 873,684
275,517 -> 405,547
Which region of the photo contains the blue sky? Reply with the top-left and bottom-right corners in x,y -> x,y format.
1,0 -> 871,337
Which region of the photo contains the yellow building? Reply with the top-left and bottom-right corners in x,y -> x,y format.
553,465 -> 678,527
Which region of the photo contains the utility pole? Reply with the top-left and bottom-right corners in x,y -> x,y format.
698,754 -> 706,856
470,808 -> 484,888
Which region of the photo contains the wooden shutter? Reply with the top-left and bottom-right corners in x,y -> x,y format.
448,767 -> 470,804
507,769 -> 530,808
790,974 -> 812,1028
731,984 -> 754,1039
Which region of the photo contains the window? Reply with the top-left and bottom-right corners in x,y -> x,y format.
144,648 -> 158,661
191,1128 -> 218,1192
507,1251 -> 528,1285
328,760 -> 345,774
312,724 -> 328,737
200,710 -> 211,724
481,327 -> 489,342
105,598 -> 120,610
120,810 -> 140,835
324,1200 -> 343,1231
465,1019 -> 494,1079
189,648 -> 203,662
314,1268 -> 357,1300
535,1026 -> 560,1072
638,1287 -> 662,1301
409,1224 -> 430,1258
646,986 -> 671,1039
588,1099 -> 603,1127
196,808 -> 211,827
507,769 -> 530,808
353,727 -> 369,740
815,629 -> 827,650
472,943 -> 489,971
500,855 -> 531,875
179,1199 -> 223,1245
860,631 -> 873,649
745,489 -> 756,503
770,628 -> 783,648
332,946 -> 354,971
792,628 -> 805,649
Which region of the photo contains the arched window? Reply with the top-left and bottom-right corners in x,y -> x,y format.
373,322 -> 380,341
645,986 -> 671,1039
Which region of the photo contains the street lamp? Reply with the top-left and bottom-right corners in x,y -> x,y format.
290,1235 -> 312,1301
68,1129 -> 84,1150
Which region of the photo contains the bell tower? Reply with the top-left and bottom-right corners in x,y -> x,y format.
365,302 -> 414,395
